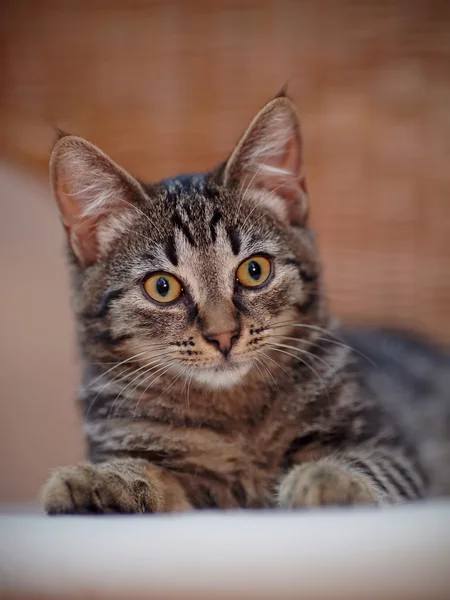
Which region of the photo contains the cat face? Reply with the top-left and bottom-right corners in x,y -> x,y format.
50,94 -> 324,389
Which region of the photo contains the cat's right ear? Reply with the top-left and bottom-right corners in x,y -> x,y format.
50,135 -> 146,266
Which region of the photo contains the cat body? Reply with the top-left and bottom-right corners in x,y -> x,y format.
42,94 -> 449,514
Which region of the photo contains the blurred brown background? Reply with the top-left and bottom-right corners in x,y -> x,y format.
0,0 -> 449,504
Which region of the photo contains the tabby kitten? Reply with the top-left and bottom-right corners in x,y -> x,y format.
42,93 -> 448,514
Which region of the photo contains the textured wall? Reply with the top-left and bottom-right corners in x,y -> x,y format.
1,0 -> 449,503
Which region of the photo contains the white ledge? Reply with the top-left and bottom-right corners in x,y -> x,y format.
1,502 -> 450,599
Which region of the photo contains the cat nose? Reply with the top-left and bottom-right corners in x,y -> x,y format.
203,329 -> 240,357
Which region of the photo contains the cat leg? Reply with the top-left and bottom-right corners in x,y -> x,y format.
42,459 -> 192,515
278,451 -> 426,508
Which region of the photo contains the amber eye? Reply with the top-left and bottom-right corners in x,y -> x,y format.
142,273 -> 182,304
236,256 -> 272,288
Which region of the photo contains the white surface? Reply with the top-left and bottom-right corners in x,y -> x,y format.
1,503 -> 450,599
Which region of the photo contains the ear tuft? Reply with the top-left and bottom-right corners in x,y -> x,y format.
275,83 -> 289,98
54,127 -> 71,142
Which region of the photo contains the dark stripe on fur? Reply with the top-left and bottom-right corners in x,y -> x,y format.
110,448 -> 186,464
172,212 -> 196,246
187,302 -> 199,325
300,268 -> 318,283
92,330 -> 133,346
282,258 -> 302,268
294,292 -> 318,314
165,237 -> 178,266
232,294 -> 251,316
282,258 -> 318,283
183,481 -> 219,509
231,480 -> 248,507
170,464 -> 229,485
119,412 -> 228,435
349,458 -> 391,496
390,460 -> 423,498
227,227 -> 241,255
184,203 -> 192,219
84,289 -> 124,319
209,210 -> 222,243
382,466 -> 413,499
140,252 -> 155,262
281,432 -> 320,470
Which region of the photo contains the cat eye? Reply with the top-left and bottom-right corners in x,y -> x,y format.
142,273 -> 183,304
236,256 -> 272,288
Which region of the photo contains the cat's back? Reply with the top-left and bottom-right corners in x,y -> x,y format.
341,327 -> 450,496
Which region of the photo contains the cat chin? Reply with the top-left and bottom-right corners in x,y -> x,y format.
188,362 -> 252,389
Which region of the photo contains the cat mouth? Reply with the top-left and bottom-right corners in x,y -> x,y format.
187,357 -> 252,388
198,360 -> 240,375
198,352 -> 251,371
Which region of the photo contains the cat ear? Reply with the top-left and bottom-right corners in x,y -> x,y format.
50,135 -> 146,266
223,96 -> 308,226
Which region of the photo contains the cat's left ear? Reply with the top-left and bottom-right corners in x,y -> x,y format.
223,95 -> 308,226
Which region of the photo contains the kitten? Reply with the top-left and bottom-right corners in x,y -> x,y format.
42,92 -> 450,514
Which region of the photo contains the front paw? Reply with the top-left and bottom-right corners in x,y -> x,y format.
42,461 -> 163,515
278,461 -> 378,508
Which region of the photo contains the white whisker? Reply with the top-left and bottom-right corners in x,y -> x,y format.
265,344 -> 325,389
185,370 -> 194,412
87,350 -> 148,388
107,359 -> 173,422
270,322 -> 377,367
131,362 -> 177,420
254,355 -> 277,390
267,341 -> 333,372
85,364 -> 137,418
85,350 -> 170,418
180,367 -> 192,412
252,356 -> 269,390
257,349 -> 291,378
139,370 -> 184,419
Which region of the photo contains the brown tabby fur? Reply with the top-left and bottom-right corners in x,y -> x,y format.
42,93 -> 448,514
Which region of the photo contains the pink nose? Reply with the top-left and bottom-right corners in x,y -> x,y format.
204,330 -> 240,357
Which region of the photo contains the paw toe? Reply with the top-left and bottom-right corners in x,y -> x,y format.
42,471 -> 78,515
42,465 -> 99,515
279,462 -> 377,508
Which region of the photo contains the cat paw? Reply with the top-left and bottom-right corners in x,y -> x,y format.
278,460 -> 378,508
42,461 -> 163,515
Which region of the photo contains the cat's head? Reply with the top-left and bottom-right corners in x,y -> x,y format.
50,94 -> 326,389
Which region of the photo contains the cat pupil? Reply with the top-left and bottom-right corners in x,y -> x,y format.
248,260 -> 261,280
156,277 -> 170,296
